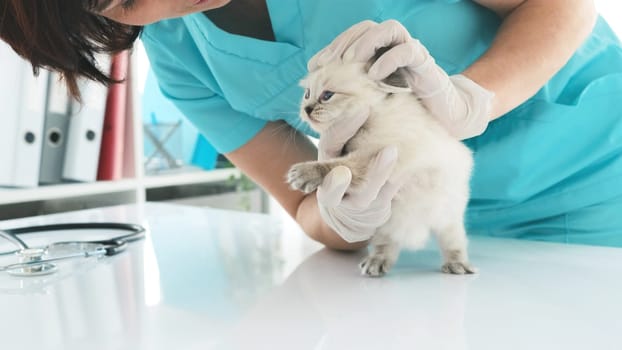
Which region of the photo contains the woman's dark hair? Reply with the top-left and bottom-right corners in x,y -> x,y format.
0,0 -> 142,100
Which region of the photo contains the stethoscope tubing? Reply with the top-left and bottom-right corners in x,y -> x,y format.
1,222 -> 146,242
0,222 -> 146,273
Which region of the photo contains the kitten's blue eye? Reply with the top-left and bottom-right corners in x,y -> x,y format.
304,88 -> 310,99
320,91 -> 334,102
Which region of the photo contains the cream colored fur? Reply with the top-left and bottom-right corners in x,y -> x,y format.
288,62 -> 476,276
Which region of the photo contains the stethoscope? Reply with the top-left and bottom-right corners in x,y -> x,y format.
0,223 -> 146,277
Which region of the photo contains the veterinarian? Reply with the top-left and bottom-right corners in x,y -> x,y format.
3,0 -> 621,248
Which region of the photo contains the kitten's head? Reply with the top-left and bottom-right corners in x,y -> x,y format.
299,55 -> 409,133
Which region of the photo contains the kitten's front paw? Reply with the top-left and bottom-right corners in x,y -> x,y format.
287,162 -> 325,194
359,255 -> 395,277
441,261 -> 477,275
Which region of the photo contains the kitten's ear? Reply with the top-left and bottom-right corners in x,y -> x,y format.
367,47 -> 411,93
377,68 -> 411,94
377,81 -> 411,94
381,68 -> 409,88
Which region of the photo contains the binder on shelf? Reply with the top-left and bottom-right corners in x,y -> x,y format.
0,41 -> 48,188
121,58 -> 137,179
62,55 -> 110,183
39,71 -> 71,185
98,51 -> 130,181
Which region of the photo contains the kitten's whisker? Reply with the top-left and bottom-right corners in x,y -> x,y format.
267,122 -> 291,138
265,119 -> 308,155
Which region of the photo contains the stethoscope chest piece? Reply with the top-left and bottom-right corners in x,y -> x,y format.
8,248 -> 58,277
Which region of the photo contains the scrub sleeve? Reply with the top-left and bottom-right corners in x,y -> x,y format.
142,0 -> 622,246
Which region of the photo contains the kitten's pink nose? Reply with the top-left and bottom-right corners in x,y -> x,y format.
304,105 -> 314,116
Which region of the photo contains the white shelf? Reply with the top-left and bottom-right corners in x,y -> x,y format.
0,168 -> 242,206
143,168 -> 240,189
0,179 -> 139,205
0,41 -> 245,218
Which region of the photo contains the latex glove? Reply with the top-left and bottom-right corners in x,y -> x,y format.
315,106 -> 401,243
309,20 -> 495,140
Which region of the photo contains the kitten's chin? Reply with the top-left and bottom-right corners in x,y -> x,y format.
305,121 -> 324,133
301,115 -> 324,133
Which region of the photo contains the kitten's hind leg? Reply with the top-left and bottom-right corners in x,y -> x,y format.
359,234 -> 401,277
434,224 -> 477,275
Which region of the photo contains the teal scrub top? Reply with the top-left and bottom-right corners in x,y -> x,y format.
141,0 -> 622,246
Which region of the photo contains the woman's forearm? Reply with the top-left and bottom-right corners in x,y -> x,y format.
296,193 -> 368,251
464,0 -> 597,119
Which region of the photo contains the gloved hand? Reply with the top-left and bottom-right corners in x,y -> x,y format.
309,20 -> 495,140
315,106 -> 401,243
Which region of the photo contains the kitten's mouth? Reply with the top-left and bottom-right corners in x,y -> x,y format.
305,114 -> 320,124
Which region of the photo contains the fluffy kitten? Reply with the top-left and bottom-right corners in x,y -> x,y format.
286,59 -> 476,277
